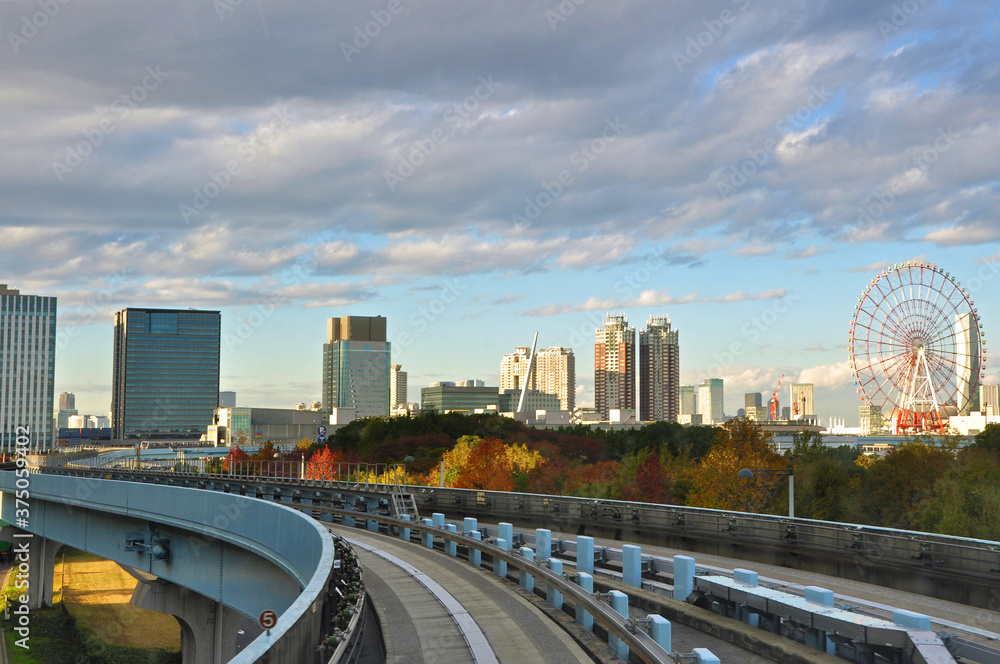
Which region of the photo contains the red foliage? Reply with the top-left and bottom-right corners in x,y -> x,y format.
307,447 -> 345,481
620,453 -> 672,504
453,437 -> 514,491
223,446 -> 248,473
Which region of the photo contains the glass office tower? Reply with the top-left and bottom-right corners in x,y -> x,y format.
112,308 -> 220,440
0,285 -> 57,451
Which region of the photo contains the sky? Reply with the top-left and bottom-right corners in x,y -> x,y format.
2,0 -> 999,424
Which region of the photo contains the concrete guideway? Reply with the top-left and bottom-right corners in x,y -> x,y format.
339,527 -> 600,664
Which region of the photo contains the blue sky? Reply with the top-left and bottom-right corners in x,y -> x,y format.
2,0 -> 998,424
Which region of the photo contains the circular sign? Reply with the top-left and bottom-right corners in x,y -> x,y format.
318,426 -> 327,436
259,609 -> 278,630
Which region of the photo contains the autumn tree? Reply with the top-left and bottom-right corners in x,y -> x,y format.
453,437 -> 515,491
616,449 -> 672,504
686,418 -> 789,513
307,447 -> 344,481
223,446 -> 249,473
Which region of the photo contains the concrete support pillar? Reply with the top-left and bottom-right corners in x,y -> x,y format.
494,539 -> 507,578
421,519 -> 434,549
444,524 -> 457,557
25,536 -> 60,609
575,572 -> 593,630
673,555 -> 695,601
546,558 -> 563,610
520,548 -> 534,592
607,590 -> 629,660
132,579 -> 249,664
576,536 -> 594,574
399,513 -> 411,542
342,513 -> 355,528
622,544 -> 642,588
535,528 -> 552,561
469,530 -> 482,567
648,615 -> 671,652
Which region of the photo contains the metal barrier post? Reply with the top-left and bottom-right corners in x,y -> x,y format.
399,514 -> 411,542
648,615 -> 671,652
469,530 -> 482,567
623,544 -> 642,588
547,559 -> 563,610
607,590 -> 629,660
674,555 -> 695,601
576,536 -> 594,574
520,548 -> 534,592
494,539 -> 507,578
575,572 -> 593,630
499,522 -> 513,547
421,519 -> 434,548
445,525 -> 457,556
432,512 -> 445,528
693,648 -> 720,663
536,528 -> 552,560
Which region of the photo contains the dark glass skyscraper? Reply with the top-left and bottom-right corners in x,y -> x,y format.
322,315 -> 390,418
0,285 -> 56,451
112,308 -> 220,440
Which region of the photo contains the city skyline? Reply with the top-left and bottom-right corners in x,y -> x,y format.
3,2 -> 998,424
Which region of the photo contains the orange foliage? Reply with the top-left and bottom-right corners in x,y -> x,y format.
307,447 -> 345,481
453,437 -> 515,491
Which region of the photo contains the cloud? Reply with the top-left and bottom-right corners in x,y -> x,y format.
798,360 -> 853,388
923,224 -> 1000,247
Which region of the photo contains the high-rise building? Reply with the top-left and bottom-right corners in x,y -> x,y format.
680,385 -> 697,415
744,392 -> 762,409
595,314 -> 635,420
219,391 -> 237,408
59,392 -> 76,410
421,382 -> 499,413
112,307 -> 221,440
322,315 -> 390,418
697,378 -> 724,424
859,403 -> 884,435
390,364 -> 408,408
981,383 -> 1000,416
955,312 -> 982,416
789,383 -> 815,419
500,346 -> 575,411
639,315 -> 679,422
1,285 -> 57,451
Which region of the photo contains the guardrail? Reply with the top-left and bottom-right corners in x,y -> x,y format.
412,486 -> 1000,607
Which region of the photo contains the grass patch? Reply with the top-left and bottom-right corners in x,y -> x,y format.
2,549 -> 181,664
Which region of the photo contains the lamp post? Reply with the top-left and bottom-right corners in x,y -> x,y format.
738,467 -> 794,519
403,455 -> 445,488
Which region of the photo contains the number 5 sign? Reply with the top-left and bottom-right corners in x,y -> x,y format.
259,609 -> 278,630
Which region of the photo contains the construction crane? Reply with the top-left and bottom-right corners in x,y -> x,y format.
769,373 -> 784,421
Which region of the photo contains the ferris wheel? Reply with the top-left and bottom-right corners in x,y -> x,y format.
848,261 -> 987,433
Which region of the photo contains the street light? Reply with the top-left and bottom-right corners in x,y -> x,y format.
738,468 -> 794,519
403,455 -> 445,488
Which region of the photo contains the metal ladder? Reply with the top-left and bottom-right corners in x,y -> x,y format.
390,493 -> 420,520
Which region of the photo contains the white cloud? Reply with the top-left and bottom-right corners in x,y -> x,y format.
798,360 -> 852,389
923,224 -> 1000,247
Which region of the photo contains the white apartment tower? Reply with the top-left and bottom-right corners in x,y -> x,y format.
981,383 -> 999,416
390,364 -> 408,408
639,315 -> 679,422
859,403 -> 884,435
955,312 -> 982,416
697,378 -> 724,424
500,346 -> 575,411
1,285 -> 57,452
